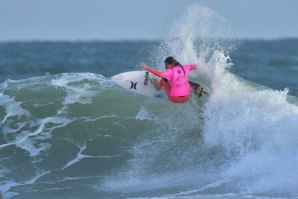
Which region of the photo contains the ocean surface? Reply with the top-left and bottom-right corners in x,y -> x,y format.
1,6 -> 298,199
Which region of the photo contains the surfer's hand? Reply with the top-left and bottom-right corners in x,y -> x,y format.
140,61 -> 149,70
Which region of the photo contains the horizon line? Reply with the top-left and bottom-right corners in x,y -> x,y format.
0,36 -> 298,43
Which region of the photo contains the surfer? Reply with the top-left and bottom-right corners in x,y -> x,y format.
140,56 -> 203,103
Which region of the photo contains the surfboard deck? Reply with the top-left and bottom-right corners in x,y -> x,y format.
111,71 -> 166,98
111,70 -> 210,99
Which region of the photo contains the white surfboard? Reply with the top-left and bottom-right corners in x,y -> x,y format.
111,71 -> 166,98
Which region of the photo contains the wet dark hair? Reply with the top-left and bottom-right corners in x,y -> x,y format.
164,56 -> 185,73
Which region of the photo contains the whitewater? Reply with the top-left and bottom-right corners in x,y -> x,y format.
1,4 -> 298,199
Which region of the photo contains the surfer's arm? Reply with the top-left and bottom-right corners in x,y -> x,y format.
140,62 -> 163,77
184,64 -> 197,71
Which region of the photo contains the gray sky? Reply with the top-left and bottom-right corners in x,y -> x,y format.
0,0 -> 297,41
